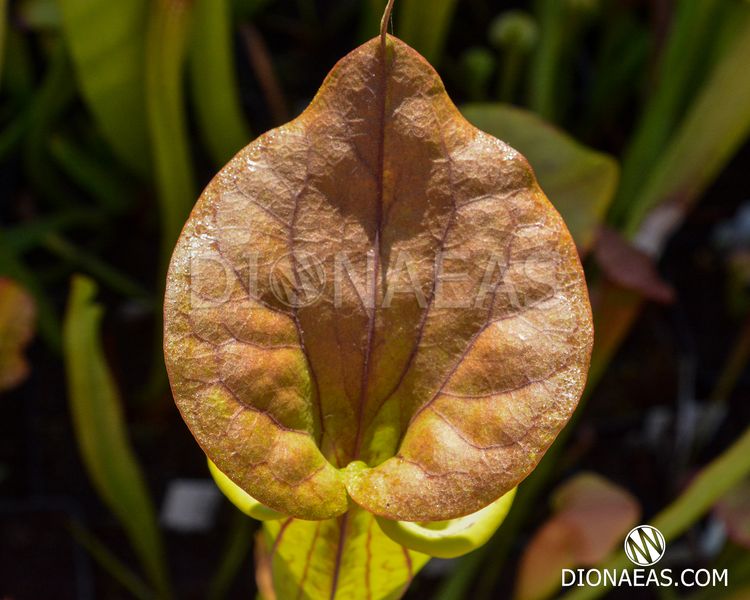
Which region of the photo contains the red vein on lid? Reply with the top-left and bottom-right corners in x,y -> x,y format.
296,522 -> 322,599
287,145 -> 326,448
352,26 -> 390,461
271,518 -> 294,557
368,109 -> 459,423
329,512 -> 350,600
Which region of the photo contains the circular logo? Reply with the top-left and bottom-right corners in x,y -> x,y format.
624,525 -> 666,566
268,251 -> 326,308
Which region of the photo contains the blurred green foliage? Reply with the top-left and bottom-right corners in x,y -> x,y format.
63,275 -> 170,598
59,0 -> 151,176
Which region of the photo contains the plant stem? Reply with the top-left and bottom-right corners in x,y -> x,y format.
241,25 -> 289,126
380,0 -> 395,48
498,49 -> 524,103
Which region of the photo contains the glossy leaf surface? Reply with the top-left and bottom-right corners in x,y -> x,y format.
461,103 -> 618,253
164,36 -> 593,522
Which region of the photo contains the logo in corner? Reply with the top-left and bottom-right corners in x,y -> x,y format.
624,525 -> 666,567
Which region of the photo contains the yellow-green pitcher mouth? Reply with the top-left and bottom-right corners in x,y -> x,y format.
374,487 -> 516,558
210,456 -> 516,558
208,459 -> 285,521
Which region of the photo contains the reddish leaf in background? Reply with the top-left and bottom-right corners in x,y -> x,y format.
164,33 -> 594,522
715,479 -> 750,548
593,226 -> 675,304
0,278 -> 37,392
515,473 -> 641,600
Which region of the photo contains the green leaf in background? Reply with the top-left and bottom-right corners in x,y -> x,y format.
459,47 -> 495,101
1,27 -> 34,103
396,0 -> 457,65
63,275 -> 171,599
23,40 -> 78,207
68,522 -> 156,600
358,0 -> 385,40
580,10 -> 649,136
528,0 -> 596,122
2,210 -> 102,254
18,0 -> 60,30
48,135 -> 134,214
623,10 -> 750,238
610,0 -> 724,226
207,512 -> 254,600
489,10 -> 539,103
58,0 -> 151,177
263,508 -> 429,600
190,0 -> 252,166
461,103 -> 618,252
146,0 -> 195,263
527,0 -> 566,121
45,234 -> 151,300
